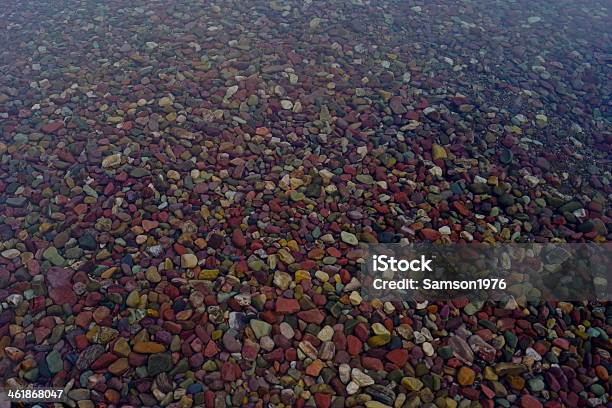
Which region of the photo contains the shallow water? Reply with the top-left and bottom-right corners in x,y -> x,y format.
0,0 -> 610,407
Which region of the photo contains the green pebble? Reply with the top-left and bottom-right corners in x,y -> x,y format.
505,332 -> 518,349
591,384 -> 605,396
250,319 -> 272,339
463,303 -> 478,315
495,398 -> 510,408
170,359 -> 190,376
126,290 -> 140,307
479,319 -> 497,331
83,184 -> 98,198
290,191 -> 305,201
356,174 -> 374,184
322,256 -> 337,264
559,201 -> 582,213
43,246 -> 65,266
129,167 -> 149,178
46,350 -> 63,373
65,247 -> 83,259
24,368 -> 39,381
415,363 -> 428,377
340,231 -> 358,246
135,366 -> 148,378
329,302 -> 343,318
528,378 -> 545,392
387,369 -> 403,383
248,259 -> 265,272
545,351 -> 558,364
438,346 -> 453,359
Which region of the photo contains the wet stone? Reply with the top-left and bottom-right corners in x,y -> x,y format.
0,1 -> 608,405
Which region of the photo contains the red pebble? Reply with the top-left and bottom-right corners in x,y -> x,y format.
41,121 -> 63,133
520,395 -> 543,408
232,229 -> 247,247
220,361 -> 241,381
297,309 -> 325,324
421,228 -> 441,241
362,356 -> 384,371
91,353 -> 118,370
275,298 -> 301,314
314,393 -> 331,408
204,341 -> 219,357
386,349 -> 409,366
347,335 -> 362,355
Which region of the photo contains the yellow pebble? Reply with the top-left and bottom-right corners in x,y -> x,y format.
295,270 -> 310,283
371,298 -> 383,310
372,322 -> 390,336
287,240 -> 299,252
315,270 -> 329,282
101,267 -> 117,279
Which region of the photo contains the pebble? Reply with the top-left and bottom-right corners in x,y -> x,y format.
401,377 -> 423,391
280,100 -> 293,110
432,144 -> 448,160
351,368 -> 374,387
457,367 -> 476,386
317,326 -> 334,342
144,267 -> 161,283
43,246 -> 65,266
341,231 -> 359,246
148,353 -> 172,376
520,395 -> 543,408
133,342 -> 165,354
1,249 -> 20,259
46,350 -> 63,374
250,320 -> 272,339
180,253 -> 198,268
449,335 -> 474,364
102,153 -> 121,168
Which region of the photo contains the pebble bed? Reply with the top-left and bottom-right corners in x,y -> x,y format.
0,0 -> 611,407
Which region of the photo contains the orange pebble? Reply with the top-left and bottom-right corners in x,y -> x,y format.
595,365 -> 609,381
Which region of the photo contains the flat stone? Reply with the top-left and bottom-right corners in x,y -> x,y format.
133,342 -> 166,353
250,320 -> 272,339
1,248 -> 20,259
5,197 -> 27,207
351,368 -> 374,387
275,298 -> 300,313
449,335 -> 474,364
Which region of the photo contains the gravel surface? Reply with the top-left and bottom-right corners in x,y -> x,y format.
0,0 -> 610,407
